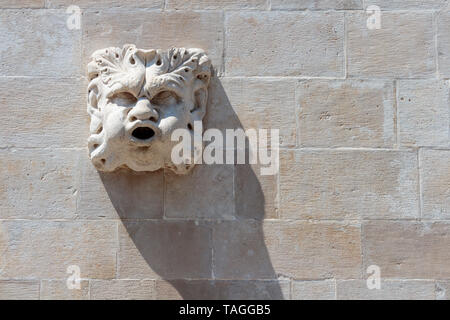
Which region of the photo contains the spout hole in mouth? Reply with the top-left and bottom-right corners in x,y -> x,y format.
132,127 -> 155,140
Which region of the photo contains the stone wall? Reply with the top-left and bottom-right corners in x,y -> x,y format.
0,0 -> 449,299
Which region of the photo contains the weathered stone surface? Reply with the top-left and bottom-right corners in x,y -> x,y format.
297,80 -> 395,147
164,165 -> 234,219
0,78 -> 87,148
347,12 -> 435,78
76,158 -> 119,220
0,221 -> 117,279
369,0 -> 447,9
154,281 -> 184,299
271,0 -> 362,9
167,0 -> 267,10
398,80 -> 449,147
0,281 -> 39,300
213,220 -> 361,279
420,149 -> 450,219
91,280 -> 155,300
77,157 -> 164,220
40,280 -> 89,300
0,0 -> 43,7
82,10 -> 223,73
0,10 -> 81,77
225,11 -> 344,76
362,221 -> 450,279
212,220 -> 278,279
436,281 -> 450,300
155,280 -> 289,299
438,11 -> 450,78
280,150 -> 419,220
208,78 -> 296,147
46,0 -> 162,8
0,149 -> 79,219
337,280 -> 435,300
204,76 -> 242,133
235,163 -> 278,219
264,221 -> 361,279
292,280 -> 336,300
1,0 -> 449,301
118,221 -> 212,279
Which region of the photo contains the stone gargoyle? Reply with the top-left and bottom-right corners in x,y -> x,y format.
86,44 -> 211,174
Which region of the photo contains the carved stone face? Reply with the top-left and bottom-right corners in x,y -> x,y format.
87,45 -> 211,174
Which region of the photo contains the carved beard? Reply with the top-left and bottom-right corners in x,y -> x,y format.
86,45 -> 210,174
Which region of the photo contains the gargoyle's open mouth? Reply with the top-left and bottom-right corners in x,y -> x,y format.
132,127 -> 155,140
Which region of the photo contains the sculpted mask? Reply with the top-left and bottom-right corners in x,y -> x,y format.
87,44 -> 211,174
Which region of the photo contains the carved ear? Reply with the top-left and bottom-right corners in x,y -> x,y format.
87,81 -> 103,134
190,51 -> 211,121
191,87 -> 208,121
191,68 -> 211,121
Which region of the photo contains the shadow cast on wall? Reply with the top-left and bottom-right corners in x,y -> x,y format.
99,75 -> 284,299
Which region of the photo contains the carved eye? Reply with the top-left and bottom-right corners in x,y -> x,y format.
151,91 -> 180,106
111,92 -> 137,105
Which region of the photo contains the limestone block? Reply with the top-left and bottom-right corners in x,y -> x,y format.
347,12 -> 435,78
398,80 -> 449,147
292,280 -> 336,300
46,0 -> 163,8
213,220 -> 361,279
212,220 -> 278,279
0,281 -> 39,300
337,280 -> 435,300
155,280 -> 290,300
438,11 -> 450,78
235,162 -> 278,219
297,80 -> 395,147
90,280 -> 155,300
82,10 -> 223,72
0,77 -> 87,148
420,149 -> 450,219
271,0 -> 362,10
280,150 -> 419,220
0,0 -> 43,7
263,221 -> 361,279
203,75 -> 242,133
77,156 -> 164,219
362,221 -> 450,278
208,78 -> 297,147
40,280 -> 90,300
369,0 -> 447,9
0,149 -> 80,219
225,11 -> 344,76
0,221 -> 117,279
0,9 -> 81,77
164,164 -> 234,219
118,221 -> 212,279
166,0 -> 267,10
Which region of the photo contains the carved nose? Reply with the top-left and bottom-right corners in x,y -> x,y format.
128,98 -> 159,122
